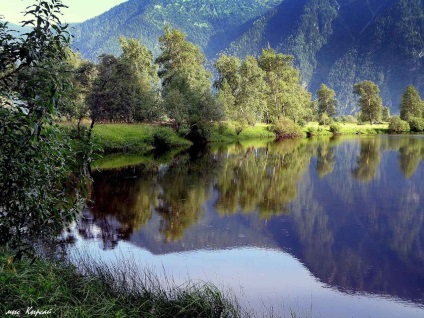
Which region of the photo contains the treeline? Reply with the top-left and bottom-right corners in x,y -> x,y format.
67,26 -> 315,141
66,26 -> 424,143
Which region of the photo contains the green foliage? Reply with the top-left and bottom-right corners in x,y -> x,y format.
69,0 -> 424,116
215,48 -> 311,126
210,122 -> 274,143
388,116 -> 410,133
382,106 -> 391,122
271,117 -> 304,139
400,85 -> 424,120
329,123 -> 342,135
156,27 -> 222,140
88,37 -> 162,124
0,1 -> 87,256
92,124 -> 192,153
259,48 -> 311,123
408,117 -> 424,132
317,83 -> 337,117
353,80 -> 383,124
318,112 -> 331,126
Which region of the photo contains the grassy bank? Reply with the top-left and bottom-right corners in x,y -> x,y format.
210,122 -> 275,143
304,122 -> 389,136
92,124 -> 192,153
89,121 -> 389,157
0,253 -> 246,318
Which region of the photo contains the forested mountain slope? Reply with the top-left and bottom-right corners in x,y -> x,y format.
71,0 -> 424,114
70,0 -> 282,61
227,0 -> 424,113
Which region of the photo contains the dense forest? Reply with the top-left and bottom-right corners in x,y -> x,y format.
70,0 -> 424,115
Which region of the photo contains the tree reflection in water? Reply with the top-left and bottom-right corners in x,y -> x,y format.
74,136 -> 424,304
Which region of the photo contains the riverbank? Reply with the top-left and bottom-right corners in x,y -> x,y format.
87,121 -> 389,154
304,122 -> 389,136
0,252 -> 246,317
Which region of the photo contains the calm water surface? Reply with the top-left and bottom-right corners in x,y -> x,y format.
68,135 -> 424,317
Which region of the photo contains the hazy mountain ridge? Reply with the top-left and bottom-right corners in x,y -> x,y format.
70,0 -> 283,60
70,0 -> 424,114
227,0 -> 424,113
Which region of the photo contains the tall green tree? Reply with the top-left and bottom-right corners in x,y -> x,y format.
214,54 -> 241,121
118,36 -> 162,121
88,54 -> 136,123
156,27 -> 222,140
353,80 -> 383,124
0,0 -> 86,257
89,37 -> 162,124
215,54 -> 267,126
237,55 -> 268,125
400,85 -> 424,120
259,48 -> 310,123
317,83 -> 337,117
215,54 -> 242,123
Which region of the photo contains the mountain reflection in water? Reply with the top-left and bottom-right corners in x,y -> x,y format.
73,135 -> 424,314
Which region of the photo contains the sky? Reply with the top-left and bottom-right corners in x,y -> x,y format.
0,0 -> 128,24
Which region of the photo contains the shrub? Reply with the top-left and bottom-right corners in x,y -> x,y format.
272,117 -> 304,139
408,117 -> 424,132
306,126 -> 318,137
217,121 -> 229,134
297,119 -> 306,127
153,128 -> 174,150
234,122 -> 244,135
318,113 -> 331,125
388,116 -> 410,133
177,124 -> 190,138
329,123 -> 342,135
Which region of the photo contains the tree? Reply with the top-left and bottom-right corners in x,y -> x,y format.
237,55 -> 268,125
259,48 -> 311,123
215,54 -> 268,126
88,37 -> 162,124
156,27 -> 222,140
118,36 -> 162,121
214,54 -> 241,121
317,84 -> 337,117
0,0 -> 86,257
382,106 -> 391,122
400,85 -> 424,120
89,54 -> 135,123
353,80 -> 382,124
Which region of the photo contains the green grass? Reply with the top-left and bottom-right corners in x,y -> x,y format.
92,124 -> 192,153
304,122 -> 389,136
93,147 -> 187,170
210,122 -> 275,143
0,252 -> 247,318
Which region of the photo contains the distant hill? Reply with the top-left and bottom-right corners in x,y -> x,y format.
70,0 -> 424,114
1,21 -> 32,36
70,0 -> 282,60
226,0 -> 424,113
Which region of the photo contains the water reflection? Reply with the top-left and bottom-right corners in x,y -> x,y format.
76,135 -> 424,306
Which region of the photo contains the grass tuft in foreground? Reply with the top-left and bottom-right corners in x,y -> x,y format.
0,252 -> 246,317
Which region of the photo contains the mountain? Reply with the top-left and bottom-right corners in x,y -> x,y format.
70,0 -> 282,60
226,0 -> 424,113
70,0 -> 424,114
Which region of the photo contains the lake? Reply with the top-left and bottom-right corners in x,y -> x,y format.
65,135 -> 424,317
